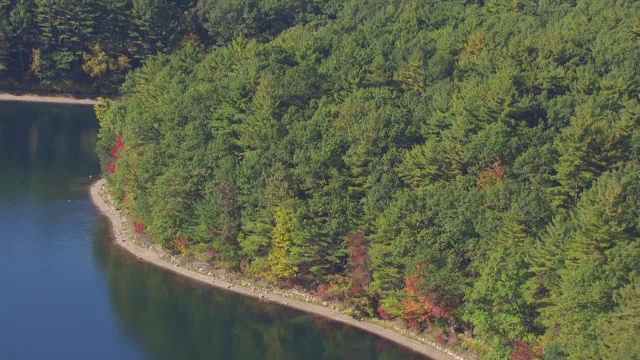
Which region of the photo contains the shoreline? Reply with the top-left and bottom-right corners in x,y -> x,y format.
0,92 -> 100,105
89,178 -> 461,360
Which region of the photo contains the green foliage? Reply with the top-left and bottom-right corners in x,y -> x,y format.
465,211 -> 538,358
82,43 -> 131,91
267,205 -> 299,282
597,280 -> 640,359
94,0 -> 640,358
0,30 -> 8,72
0,1 -> 9,71
552,100 -> 638,209
538,164 -> 640,359
0,0 -> 213,92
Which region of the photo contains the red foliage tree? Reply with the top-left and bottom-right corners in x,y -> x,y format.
134,221 -> 144,233
107,134 -> 125,174
282,279 -> 295,289
106,162 -> 117,174
511,341 -> 541,360
402,266 -> 453,331
315,283 -> 333,299
173,237 -> 190,253
478,156 -> 507,190
112,134 -> 125,155
346,233 -> 371,297
378,307 -> 392,320
314,234 -> 373,307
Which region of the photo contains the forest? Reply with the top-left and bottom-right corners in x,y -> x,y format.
0,0 -> 326,92
3,0 -> 639,359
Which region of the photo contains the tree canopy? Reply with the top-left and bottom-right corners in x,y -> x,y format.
90,0 -> 640,358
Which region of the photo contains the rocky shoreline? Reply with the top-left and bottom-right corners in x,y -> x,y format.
90,178 -> 465,360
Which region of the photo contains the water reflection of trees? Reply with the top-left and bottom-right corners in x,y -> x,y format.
0,102 -> 99,201
91,221 -> 426,360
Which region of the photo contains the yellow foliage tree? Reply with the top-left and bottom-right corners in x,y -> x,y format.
82,43 -> 131,78
267,206 -> 299,282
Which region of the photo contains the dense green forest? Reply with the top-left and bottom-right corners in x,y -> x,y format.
0,0 -> 329,92
15,0 -> 636,358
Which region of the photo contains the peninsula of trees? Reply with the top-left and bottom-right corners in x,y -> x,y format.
5,0 -> 639,359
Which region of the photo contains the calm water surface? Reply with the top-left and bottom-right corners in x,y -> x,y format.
0,102 -> 427,360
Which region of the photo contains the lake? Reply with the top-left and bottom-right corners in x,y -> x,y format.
0,101 -> 427,360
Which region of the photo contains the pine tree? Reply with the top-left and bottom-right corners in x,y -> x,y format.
0,30 -> 8,72
524,215 -> 570,310
552,101 -> 635,210
543,164 -> 640,359
366,53 -> 390,87
238,74 -> 283,151
96,0 -> 131,51
465,211 -> 538,359
598,281 -> 640,359
0,0 -> 10,72
64,0 -> 98,52
397,139 -> 457,189
7,0 -> 35,71
130,0 -> 183,59
566,167 -> 637,265
343,114 -> 378,200
395,51 -> 426,93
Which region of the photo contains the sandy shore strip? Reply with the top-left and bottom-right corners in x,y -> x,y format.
0,92 -> 99,105
89,178 -> 462,360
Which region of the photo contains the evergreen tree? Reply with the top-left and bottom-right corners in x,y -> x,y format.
0,0 -> 10,72
7,0 -> 35,72
552,100 -> 636,209
130,0 -> 183,58
598,281 -> 640,359
544,164 -> 640,359
0,30 -> 8,72
465,212 -> 538,359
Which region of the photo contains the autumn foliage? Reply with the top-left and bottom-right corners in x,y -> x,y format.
510,341 -> 541,360
346,233 -> 371,297
134,221 -> 144,233
106,134 -> 125,174
378,307 -> 392,320
314,233 -> 373,313
315,283 -> 333,299
402,267 -> 452,330
173,237 -> 190,253
478,156 -> 507,190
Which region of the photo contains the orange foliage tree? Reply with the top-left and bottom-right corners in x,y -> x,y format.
402,265 -> 453,330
